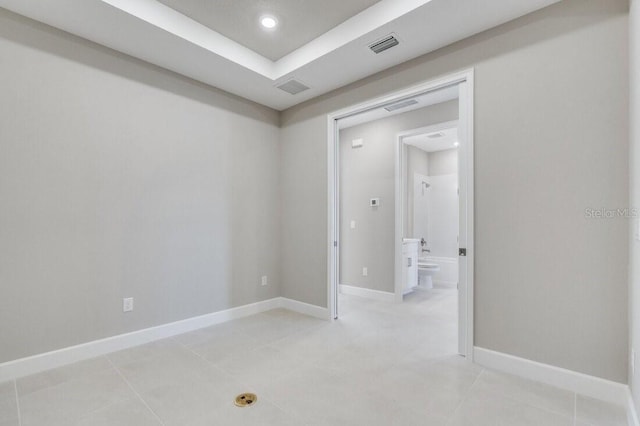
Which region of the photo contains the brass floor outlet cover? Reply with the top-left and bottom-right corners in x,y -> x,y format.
234,393 -> 257,407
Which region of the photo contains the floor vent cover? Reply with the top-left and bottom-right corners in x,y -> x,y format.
235,393 -> 257,407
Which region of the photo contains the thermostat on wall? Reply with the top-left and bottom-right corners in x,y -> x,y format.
370,198 -> 380,207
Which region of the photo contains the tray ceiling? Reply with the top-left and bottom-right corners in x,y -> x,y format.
0,0 -> 561,110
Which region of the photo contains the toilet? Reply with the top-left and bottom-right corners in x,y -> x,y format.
417,259 -> 440,289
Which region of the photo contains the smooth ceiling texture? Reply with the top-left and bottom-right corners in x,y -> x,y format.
0,0 -> 560,109
157,0 -> 381,60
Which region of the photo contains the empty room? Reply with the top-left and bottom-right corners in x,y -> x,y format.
0,0 -> 638,425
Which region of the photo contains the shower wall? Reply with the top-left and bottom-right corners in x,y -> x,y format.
426,148 -> 458,258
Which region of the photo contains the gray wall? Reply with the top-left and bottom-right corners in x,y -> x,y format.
630,0 -> 639,410
280,0 -> 629,382
0,10 -> 281,363
338,103 -> 458,293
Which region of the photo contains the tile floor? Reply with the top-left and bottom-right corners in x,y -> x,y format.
0,288 -> 628,425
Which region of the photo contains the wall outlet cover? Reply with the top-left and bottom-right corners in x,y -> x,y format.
261,275 -> 268,286
362,267 -> 368,277
123,297 -> 134,313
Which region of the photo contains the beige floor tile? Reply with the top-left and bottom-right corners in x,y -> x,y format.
0,394 -> 19,426
139,367 -> 250,426
0,382 -> 15,401
172,321 -> 243,347
215,345 -> 310,392
19,368 -> 134,426
213,398 -> 304,426
575,394 -> 627,426
449,392 -> 573,426
187,328 -> 260,364
472,369 -> 575,417
116,347 -> 213,394
16,356 -> 112,397
76,398 -> 161,426
107,338 -> 185,366
7,290 -> 627,426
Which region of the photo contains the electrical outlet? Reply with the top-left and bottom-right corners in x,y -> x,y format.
261,275 -> 268,286
350,220 -> 356,229
362,267 -> 368,277
633,349 -> 636,375
123,297 -> 134,313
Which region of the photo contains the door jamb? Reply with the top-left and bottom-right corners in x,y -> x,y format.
326,69 -> 475,360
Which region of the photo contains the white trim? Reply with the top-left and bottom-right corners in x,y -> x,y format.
327,68 -> 475,360
628,389 -> 640,426
280,297 -> 331,320
0,297 -> 327,381
459,76 -> 475,362
474,347 -> 628,407
339,284 -> 396,302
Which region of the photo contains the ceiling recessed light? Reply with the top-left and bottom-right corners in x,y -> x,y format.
454,141 -> 460,147
260,15 -> 278,29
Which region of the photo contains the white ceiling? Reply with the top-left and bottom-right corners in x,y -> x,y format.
156,0 -> 381,61
338,84 -> 458,129
404,126 -> 459,153
0,0 -> 560,111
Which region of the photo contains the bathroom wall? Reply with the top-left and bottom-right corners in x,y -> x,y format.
412,147 -> 458,286
406,146 -> 430,237
412,148 -> 458,258
428,148 -> 458,176
0,9 -> 281,363
337,102 -> 459,293
281,0 -> 629,382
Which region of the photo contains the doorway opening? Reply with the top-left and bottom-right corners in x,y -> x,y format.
327,70 -> 474,359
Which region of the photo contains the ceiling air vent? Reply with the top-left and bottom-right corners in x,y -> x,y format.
384,99 -> 418,112
276,78 -> 310,95
369,33 -> 399,54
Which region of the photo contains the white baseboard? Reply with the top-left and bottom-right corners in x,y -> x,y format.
627,388 -> 640,426
280,297 -> 330,320
339,284 -> 395,302
474,347 -> 628,407
0,297 -> 326,382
